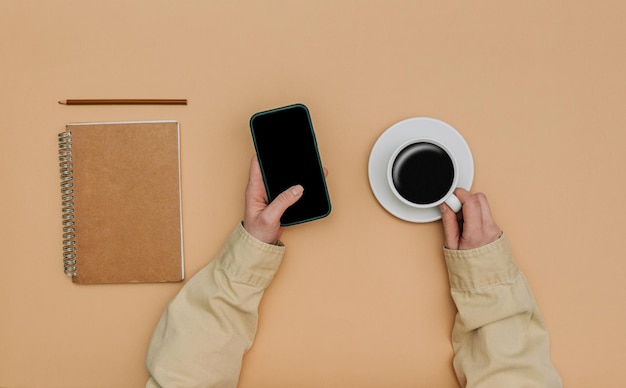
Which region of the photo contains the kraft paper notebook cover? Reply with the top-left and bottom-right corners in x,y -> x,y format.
58,121 -> 184,284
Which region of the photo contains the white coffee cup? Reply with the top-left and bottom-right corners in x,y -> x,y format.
387,138 -> 462,212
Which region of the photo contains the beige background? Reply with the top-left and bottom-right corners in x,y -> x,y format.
2,1 -> 625,386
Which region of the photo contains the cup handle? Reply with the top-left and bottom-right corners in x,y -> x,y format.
444,193 -> 462,213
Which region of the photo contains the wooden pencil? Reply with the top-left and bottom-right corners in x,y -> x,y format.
58,99 -> 187,105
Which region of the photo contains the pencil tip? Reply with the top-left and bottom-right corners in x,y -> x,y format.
58,100 -> 66,105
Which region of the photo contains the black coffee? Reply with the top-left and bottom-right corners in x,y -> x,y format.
391,142 -> 455,205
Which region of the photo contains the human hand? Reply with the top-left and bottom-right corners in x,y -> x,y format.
242,156 -> 304,245
440,188 -> 502,250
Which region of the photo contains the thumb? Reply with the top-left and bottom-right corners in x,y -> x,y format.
264,185 -> 304,222
440,203 -> 460,249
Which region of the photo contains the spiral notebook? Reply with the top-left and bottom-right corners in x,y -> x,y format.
58,121 -> 184,284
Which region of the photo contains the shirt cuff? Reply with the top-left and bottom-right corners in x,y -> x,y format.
216,223 -> 286,288
443,234 -> 520,292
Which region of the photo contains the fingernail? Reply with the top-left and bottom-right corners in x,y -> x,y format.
291,185 -> 304,196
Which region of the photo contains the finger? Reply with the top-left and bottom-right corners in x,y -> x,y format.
248,155 -> 262,181
475,192 -> 494,222
453,187 -> 472,203
246,156 -> 268,201
454,189 -> 483,228
440,203 -> 460,249
474,192 -> 502,241
463,192 -> 493,230
263,185 -> 304,222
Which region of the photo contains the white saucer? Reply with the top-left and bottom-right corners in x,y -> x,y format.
368,117 -> 474,223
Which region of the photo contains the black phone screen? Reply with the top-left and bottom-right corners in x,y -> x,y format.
250,104 -> 331,226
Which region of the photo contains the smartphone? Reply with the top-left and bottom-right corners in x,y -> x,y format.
250,104 -> 331,226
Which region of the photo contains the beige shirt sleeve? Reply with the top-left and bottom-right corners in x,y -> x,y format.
444,234 -> 562,387
146,223 -> 285,388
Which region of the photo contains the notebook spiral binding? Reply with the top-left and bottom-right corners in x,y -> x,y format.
58,131 -> 77,277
